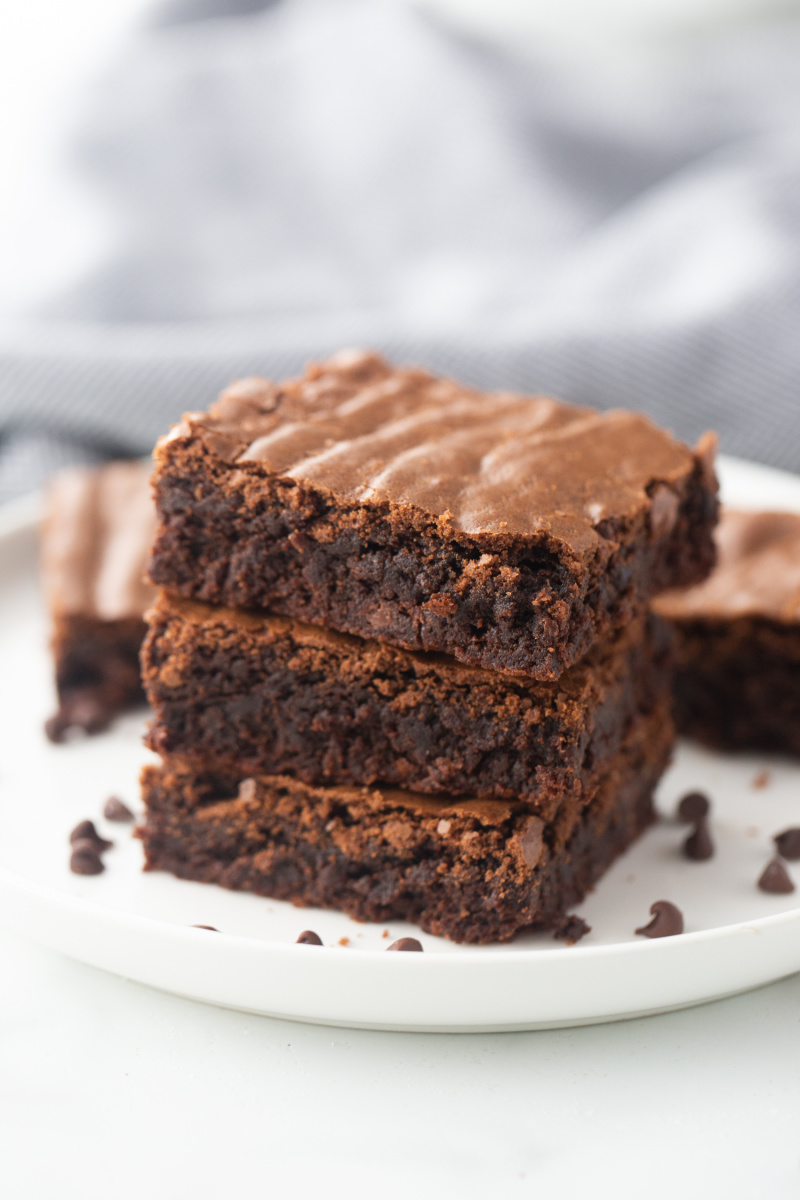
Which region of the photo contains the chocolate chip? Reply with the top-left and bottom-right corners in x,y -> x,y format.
758,858 -> 795,894
69,844 -> 104,875
103,796 -> 133,822
191,925 -> 218,931
683,819 -> 714,861
69,820 -> 112,852
553,914 -> 591,945
386,937 -> 423,952
677,791 -> 710,823
635,900 -> 684,938
69,820 -> 96,844
296,930 -> 323,945
774,828 -> 800,862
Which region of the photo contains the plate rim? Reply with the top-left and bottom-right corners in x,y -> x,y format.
3,453 -> 800,1029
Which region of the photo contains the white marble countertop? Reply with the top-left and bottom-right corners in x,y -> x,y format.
3,926 -> 799,1198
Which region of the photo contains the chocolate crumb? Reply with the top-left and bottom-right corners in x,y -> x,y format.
752,769 -> 771,790
553,914 -> 591,945
296,930 -> 323,945
69,843 -> 104,875
677,791 -> 710,824
635,900 -> 684,938
774,828 -> 800,861
683,820 -> 714,862
386,937 -> 423,952
69,820 -> 112,852
192,924 -> 218,931
103,796 -> 134,822
758,858 -> 795,894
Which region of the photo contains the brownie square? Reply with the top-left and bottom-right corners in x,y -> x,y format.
654,509 -> 800,755
40,461 -> 156,739
142,592 -> 672,820
138,702 -> 673,944
148,351 -> 718,680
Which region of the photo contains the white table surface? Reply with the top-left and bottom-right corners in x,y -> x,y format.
3,923 -> 799,1199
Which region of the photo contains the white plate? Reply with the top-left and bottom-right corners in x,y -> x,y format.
1,456 -> 800,1031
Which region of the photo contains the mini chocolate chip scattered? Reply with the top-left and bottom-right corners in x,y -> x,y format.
386,937 -> 423,952
752,769 -> 771,790
683,819 -> 714,862
553,914 -> 591,945
774,828 -> 800,861
758,858 -> 795,894
103,796 -> 134,822
635,900 -> 684,938
677,791 -> 710,824
192,925 -> 218,931
69,844 -> 105,875
69,820 -> 112,852
296,930 -> 323,945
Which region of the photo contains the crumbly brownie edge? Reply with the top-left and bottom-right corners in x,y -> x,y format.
148,440 -> 716,680
138,714 -> 672,944
142,599 -> 673,814
670,616 -> 800,755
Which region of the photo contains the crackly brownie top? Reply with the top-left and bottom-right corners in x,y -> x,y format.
41,460 -> 156,620
654,509 -> 800,622
161,350 -> 715,552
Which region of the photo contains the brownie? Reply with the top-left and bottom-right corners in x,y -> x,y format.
139,702 -> 673,944
142,592 -> 672,819
40,461 -> 156,739
654,509 -> 800,755
148,351 -> 718,680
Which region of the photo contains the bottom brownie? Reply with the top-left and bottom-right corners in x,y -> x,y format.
46,614 -> 147,741
138,707 -> 672,944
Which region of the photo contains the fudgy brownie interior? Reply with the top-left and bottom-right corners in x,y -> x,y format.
139,703 -> 673,944
143,593 -> 673,817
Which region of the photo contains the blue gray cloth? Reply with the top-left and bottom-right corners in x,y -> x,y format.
2,0 -> 800,500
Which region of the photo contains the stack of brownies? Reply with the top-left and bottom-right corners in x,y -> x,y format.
138,351 -> 719,943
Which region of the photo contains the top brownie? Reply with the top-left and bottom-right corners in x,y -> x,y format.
149,351 -> 718,679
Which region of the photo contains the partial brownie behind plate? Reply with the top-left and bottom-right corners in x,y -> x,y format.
148,351 -> 718,681
41,461 -> 156,739
654,509 -> 800,754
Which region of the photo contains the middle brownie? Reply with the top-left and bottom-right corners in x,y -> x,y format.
143,592 -> 672,820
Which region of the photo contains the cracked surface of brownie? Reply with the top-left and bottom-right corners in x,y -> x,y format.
143,593 -> 673,817
148,351 -> 718,680
138,706 -> 673,944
